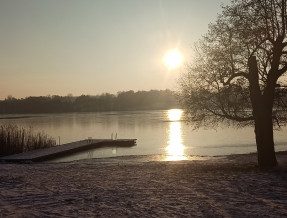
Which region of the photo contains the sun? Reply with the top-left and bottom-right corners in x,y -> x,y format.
164,50 -> 183,69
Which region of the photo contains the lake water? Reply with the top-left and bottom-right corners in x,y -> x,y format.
0,109 -> 286,162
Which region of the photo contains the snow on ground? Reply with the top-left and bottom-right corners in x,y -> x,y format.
0,152 -> 287,217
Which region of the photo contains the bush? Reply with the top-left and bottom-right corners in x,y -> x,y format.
0,125 -> 56,157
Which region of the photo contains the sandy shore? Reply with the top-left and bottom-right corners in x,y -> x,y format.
0,152 -> 287,217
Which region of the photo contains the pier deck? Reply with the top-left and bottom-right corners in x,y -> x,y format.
0,139 -> 136,162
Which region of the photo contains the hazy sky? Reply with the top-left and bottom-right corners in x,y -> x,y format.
0,0 -> 230,99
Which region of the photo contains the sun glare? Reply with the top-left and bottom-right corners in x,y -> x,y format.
166,122 -> 186,161
165,109 -> 187,161
168,109 -> 183,122
164,50 -> 183,69
165,109 -> 186,161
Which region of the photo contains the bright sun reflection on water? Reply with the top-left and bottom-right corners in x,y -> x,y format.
168,109 -> 183,122
166,109 -> 187,161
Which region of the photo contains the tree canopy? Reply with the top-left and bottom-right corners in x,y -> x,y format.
0,90 -> 179,113
179,0 -> 287,168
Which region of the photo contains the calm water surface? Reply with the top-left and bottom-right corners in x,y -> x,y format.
0,110 -> 286,162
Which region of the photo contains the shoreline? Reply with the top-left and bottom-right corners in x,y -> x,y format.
0,152 -> 287,217
47,150 -> 287,164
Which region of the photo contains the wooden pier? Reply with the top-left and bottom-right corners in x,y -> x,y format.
0,139 -> 136,163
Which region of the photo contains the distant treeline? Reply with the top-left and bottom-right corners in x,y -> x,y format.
0,90 -> 180,114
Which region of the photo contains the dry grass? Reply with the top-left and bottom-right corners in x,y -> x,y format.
0,124 -> 56,157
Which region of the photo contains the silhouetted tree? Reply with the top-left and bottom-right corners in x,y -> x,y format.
179,0 -> 287,168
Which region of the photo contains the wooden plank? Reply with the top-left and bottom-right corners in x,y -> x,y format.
0,139 -> 136,162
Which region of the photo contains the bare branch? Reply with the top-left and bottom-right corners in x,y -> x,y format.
223,72 -> 250,85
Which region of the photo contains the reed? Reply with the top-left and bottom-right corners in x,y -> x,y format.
0,125 -> 56,157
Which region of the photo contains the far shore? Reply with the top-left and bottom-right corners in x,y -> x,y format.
0,152 -> 287,217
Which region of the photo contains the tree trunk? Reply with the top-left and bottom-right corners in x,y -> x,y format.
254,111 -> 278,168
248,56 -> 278,168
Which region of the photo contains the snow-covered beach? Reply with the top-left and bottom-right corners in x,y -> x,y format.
0,152 -> 287,217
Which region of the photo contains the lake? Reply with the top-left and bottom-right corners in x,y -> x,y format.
0,109 -> 286,162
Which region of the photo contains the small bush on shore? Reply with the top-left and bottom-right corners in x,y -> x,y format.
0,125 -> 56,157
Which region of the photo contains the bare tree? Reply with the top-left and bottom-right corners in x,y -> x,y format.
179,0 -> 287,168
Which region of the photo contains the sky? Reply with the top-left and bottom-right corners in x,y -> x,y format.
0,0 -> 230,100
